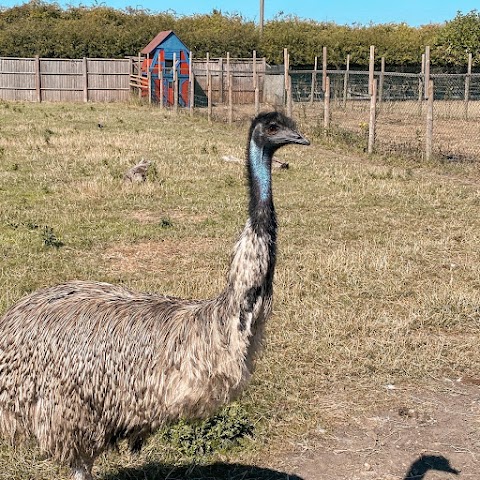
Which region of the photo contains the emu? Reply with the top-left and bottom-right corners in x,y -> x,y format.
0,112 -> 309,480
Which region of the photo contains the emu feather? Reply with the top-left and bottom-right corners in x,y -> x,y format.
0,112 -> 309,480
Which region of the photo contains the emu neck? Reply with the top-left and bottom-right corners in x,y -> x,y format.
247,138 -> 275,233
219,137 -> 277,343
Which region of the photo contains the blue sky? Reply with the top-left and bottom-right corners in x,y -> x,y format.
1,0 -> 478,26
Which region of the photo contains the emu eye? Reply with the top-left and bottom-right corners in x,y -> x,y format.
267,123 -> 279,135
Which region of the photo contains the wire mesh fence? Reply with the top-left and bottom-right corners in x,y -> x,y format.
184,64 -> 480,162
286,69 -> 480,161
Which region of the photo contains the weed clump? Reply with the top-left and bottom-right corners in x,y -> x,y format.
159,403 -> 253,457
42,226 -> 64,248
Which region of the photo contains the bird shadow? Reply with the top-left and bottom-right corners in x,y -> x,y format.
403,454 -> 460,479
101,461 -> 304,480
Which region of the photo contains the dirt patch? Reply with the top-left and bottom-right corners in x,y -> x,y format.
103,238 -> 216,274
284,379 -> 480,480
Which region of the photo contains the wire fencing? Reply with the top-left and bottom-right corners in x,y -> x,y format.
187,63 -> 480,162
286,69 -> 480,161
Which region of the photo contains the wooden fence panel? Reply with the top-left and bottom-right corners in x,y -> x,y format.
0,57 -> 131,102
41,58 -> 84,102
0,57 -> 36,101
193,58 -> 266,104
87,58 -> 131,102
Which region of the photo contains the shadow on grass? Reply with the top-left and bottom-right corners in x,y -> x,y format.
101,461 -> 304,480
403,454 -> 460,480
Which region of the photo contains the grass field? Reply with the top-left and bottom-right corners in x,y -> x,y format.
1,101 -> 480,479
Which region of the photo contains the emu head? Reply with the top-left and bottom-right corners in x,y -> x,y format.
249,111 -> 310,154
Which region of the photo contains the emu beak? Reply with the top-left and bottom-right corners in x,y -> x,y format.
285,129 -> 310,146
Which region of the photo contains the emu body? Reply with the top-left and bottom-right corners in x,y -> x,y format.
0,112 -> 309,480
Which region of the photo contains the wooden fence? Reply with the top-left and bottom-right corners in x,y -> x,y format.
0,55 -> 270,105
192,55 -> 267,104
0,57 -> 132,102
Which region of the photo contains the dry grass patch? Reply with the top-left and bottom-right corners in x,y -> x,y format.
129,209 -> 210,225
103,238 -> 218,275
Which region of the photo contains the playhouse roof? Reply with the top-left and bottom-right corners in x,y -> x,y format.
141,30 -> 187,55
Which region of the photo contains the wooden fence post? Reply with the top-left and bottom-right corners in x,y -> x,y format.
368,45 -> 375,96
189,51 -> 194,116
173,52 -> 178,113
227,53 -> 233,124
34,55 -> 41,102
464,52 -> 472,120
284,48 -> 292,115
146,53 -> 152,104
368,79 -> 377,154
159,68 -> 164,108
426,79 -> 434,160
219,57 -> 224,103
310,56 -> 317,104
137,53 -> 142,99
262,56 -> 267,103
324,76 -> 330,130
228,74 -> 233,124
253,50 -> 259,115
322,46 -> 327,92
83,57 -> 89,103
343,54 -> 350,108
207,52 -> 212,122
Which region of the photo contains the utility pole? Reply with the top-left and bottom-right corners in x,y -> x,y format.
259,0 -> 264,34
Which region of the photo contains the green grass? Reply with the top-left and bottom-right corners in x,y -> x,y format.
1,101 -> 480,478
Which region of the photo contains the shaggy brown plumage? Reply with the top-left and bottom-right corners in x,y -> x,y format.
0,112 -> 309,480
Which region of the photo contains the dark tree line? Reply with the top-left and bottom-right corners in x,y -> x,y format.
0,1 -> 478,68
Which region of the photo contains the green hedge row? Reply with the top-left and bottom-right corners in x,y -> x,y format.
0,1 -> 478,68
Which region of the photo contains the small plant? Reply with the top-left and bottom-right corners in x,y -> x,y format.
42,226 -> 64,248
201,143 -> 218,154
43,128 -> 54,145
159,217 -> 173,228
359,121 -> 369,136
159,403 -> 253,457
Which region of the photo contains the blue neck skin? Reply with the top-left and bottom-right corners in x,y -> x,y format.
249,138 -> 272,202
